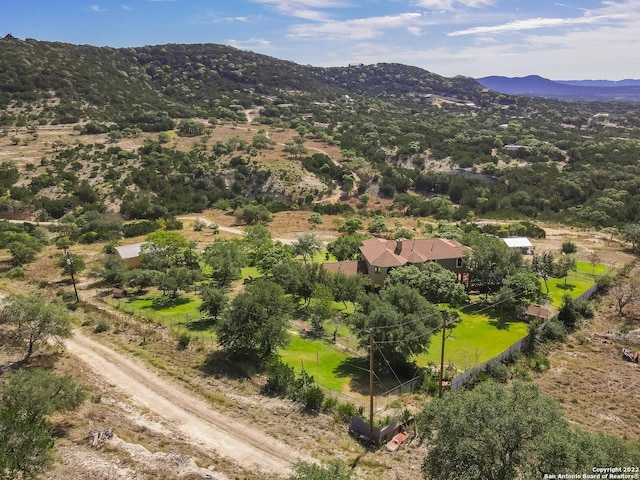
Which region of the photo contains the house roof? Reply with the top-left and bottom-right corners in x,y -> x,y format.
502,237 -> 533,249
525,304 -> 552,319
360,238 -> 470,268
322,260 -> 367,275
114,242 -> 143,260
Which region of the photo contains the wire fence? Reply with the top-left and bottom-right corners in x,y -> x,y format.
102,296 -> 217,347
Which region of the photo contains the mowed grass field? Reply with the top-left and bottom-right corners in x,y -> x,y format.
111,259 -> 605,383
417,263 -> 604,371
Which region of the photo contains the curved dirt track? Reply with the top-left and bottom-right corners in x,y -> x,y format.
66,331 -> 311,477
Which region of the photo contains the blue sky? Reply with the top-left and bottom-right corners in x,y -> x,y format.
2,0 -> 638,80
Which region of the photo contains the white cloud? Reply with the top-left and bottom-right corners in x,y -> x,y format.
91,4 -> 103,12
121,4 -> 131,10
448,13 -> 626,36
193,14 -> 254,24
250,0 -> 348,20
412,0 -> 494,10
287,13 -> 425,40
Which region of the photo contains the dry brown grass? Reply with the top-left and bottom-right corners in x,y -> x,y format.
533,266 -> 640,441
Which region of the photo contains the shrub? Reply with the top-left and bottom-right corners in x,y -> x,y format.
94,319 -> 110,333
262,359 -> 295,396
543,318 -> 567,342
484,360 -> 509,383
6,267 -> 24,279
510,364 -> 532,381
62,291 -> 77,303
529,354 -> 551,372
334,402 -> 359,423
596,274 -> 612,294
176,332 -> 191,350
301,385 -> 324,411
321,396 -> 338,413
573,299 -> 594,319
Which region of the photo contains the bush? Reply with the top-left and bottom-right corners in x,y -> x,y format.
529,354 -> 551,372
176,332 -> 191,350
543,318 -> 567,342
596,274 -> 612,294
301,385 -> 324,411
262,359 -> 295,396
510,364 -> 532,381
62,291 -> 77,303
321,396 -> 338,413
484,360 -> 509,383
573,299 -> 594,319
94,319 -> 109,333
6,267 -> 24,279
334,402 -> 359,423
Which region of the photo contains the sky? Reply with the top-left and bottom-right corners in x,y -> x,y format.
2,0 -> 639,80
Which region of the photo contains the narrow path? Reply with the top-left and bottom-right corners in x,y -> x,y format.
65,331 -> 311,476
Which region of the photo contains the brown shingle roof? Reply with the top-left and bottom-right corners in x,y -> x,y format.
322,260 -> 367,275
525,304 -> 552,319
360,238 -> 470,268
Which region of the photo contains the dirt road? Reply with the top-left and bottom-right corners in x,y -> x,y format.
65,331 -> 311,477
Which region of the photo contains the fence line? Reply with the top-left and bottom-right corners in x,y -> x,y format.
101,296 -> 216,347
451,282 -> 600,390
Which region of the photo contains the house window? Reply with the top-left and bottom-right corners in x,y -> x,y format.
456,258 -> 463,268
374,266 -> 381,273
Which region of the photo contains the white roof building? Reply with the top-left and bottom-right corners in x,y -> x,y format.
502,237 -> 533,252
114,243 -> 143,259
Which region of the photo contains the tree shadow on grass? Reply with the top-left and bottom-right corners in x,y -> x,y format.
197,350 -> 258,380
461,302 -> 524,331
149,295 -> 191,310
554,282 -> 576,291
186,317 -> 216,332
333,357 -> 403,396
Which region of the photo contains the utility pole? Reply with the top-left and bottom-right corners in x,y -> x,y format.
64,248 -> 79,303
369,327 -> 375,442
439,311 -> 448,398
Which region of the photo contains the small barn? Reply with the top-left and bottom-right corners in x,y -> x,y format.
523,304 -> 553,322
502,237 -> 533,255
114,242 -> 143,269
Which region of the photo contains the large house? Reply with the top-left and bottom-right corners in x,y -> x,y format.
324,237 -> 471,287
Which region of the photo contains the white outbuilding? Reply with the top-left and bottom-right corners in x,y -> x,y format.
501,237 -> 533,255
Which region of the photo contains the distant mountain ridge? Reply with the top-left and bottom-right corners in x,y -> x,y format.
476,75 -> 640,101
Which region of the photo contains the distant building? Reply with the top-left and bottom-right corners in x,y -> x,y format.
501,237 -> 533,255
114,242 -> 143,269
505,144 -> 526,152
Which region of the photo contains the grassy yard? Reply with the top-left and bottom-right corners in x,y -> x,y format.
542,270 -> 597,306
279,335 -> 357,392
415,305 -> 529,371
111,292 -> 216,341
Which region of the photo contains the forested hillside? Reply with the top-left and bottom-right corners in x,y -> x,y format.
2,37 -> 640,228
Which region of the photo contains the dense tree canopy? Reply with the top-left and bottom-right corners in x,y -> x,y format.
350,284 -> 441,367
418,381 -> 640,480
214,279 -> 292,363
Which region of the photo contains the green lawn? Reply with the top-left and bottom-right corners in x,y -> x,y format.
575,260 -> 608,277
542,271 -> 596,307
279,335 -> 357,392
415,305 -> 529,371
112,293 -> 216,340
